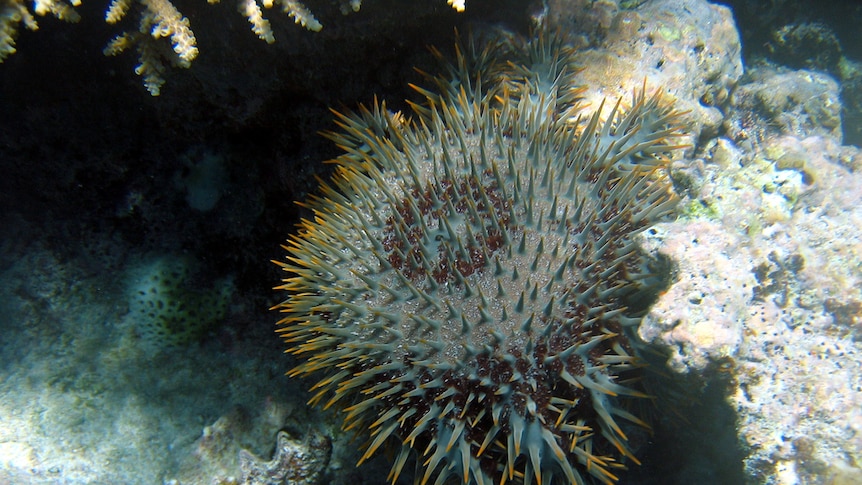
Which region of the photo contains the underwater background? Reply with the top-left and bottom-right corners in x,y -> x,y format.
1,0 -> 860,483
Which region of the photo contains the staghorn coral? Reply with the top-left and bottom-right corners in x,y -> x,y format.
0,0 -> 80,61
104,0 -> 199,95
273,34 -> 687,485
0,0 -> 466,94
101,0 -> 333,95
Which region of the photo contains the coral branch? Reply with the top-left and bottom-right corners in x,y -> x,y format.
240,0 -> 275,44
0,0 -> 80,61
1,0 -> 468,94
102,0 -> 197,95
281,0 -> 322,32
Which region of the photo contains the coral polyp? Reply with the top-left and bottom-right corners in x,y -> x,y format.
273,36 -> 687,485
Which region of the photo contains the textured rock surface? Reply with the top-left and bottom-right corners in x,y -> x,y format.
727,66 -> 843,148
639,74 -> 862,484
551,2 -> 862,482
549,0 -> 743,143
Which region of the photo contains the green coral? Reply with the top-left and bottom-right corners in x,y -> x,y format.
681,198 -> 721,220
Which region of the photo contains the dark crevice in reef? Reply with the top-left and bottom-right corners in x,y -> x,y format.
625,251 -> 677,317
622,356 -> 748,484
613,249 -> 746,484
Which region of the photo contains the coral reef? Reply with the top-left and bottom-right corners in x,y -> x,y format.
3,0 -> 861,483
718,0 -> 862,146
1,0 -> 467,94
726,67 -> 842,147
0,242 -> 317,484
548,0 -> 742,142
639,70 -> 862,484
767,22 -> 842,74
273,32 -> 688,484
543,2 -> 862,482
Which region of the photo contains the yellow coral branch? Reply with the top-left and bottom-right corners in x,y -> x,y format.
102,0 -> 197,95
1,0 -> 468,94
105,0 -> 132,24
281,0 -> 322,32
240,0 -> 274,43
143,0 -> 197,65
34,0 -> 81,20
1,0 -> 80,61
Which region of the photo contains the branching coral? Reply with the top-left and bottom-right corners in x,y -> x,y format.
0,0 -> 80,61
104,0 -> 199,95
0,0 -> 467,94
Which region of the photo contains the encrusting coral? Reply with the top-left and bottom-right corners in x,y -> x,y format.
273,33 -> 687,485
0,0 -> 466,95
